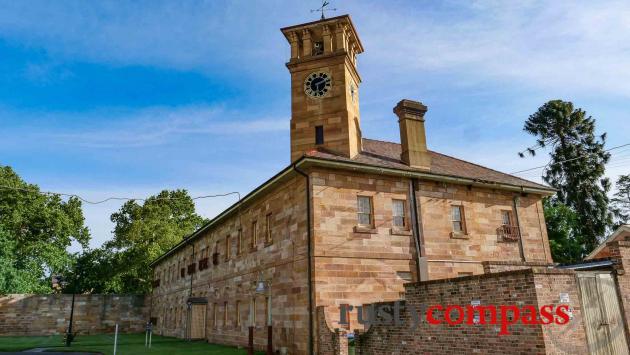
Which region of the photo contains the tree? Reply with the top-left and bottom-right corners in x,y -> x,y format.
610,174 -> 630,229
0,165 -> 90,293
99,190 -> 206,294
543,199 -> 583,264
521,100 -> 611,258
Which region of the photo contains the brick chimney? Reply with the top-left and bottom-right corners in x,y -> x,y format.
394,99 -> 431,170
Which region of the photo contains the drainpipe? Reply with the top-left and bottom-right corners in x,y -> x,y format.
293,164 -> 314,355
409,179 -> 425,281
186,240 -> 195,341
513,196 -> 526,262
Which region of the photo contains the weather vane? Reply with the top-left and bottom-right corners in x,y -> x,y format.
311,0 -> 337,20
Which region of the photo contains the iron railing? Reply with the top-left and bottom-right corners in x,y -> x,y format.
497,224 -> 520,242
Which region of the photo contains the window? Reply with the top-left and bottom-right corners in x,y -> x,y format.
451,205 -> 466,233
213,303 -> 218,328
392,199 -> 406,228
315,125 -> 324,145
237,229 -> 242,255
251,221 -> 258,248
357,196 -> 373,226
265,213 -> 272,243
265,296 -> 270,326
499,210 -> 519,241
236,301 -> 241,327
225,235 -> 231,260
501,210 -> 513,226
223,301 -> 228,327
252,298 -> 257,325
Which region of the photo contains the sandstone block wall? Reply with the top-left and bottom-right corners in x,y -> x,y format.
151,176 -> 310,354
0,294 -> 148,336
418,181 -> 552,280
311,167 -> 553,333
311,169 -> 418,331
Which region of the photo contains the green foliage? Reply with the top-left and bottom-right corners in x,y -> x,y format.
543,198 -> 584,263
69,190 -> 206,294
0,333 -> 262,354
0,165 -> 90,294
610,174 -> 630,229
522,100 -> 612,255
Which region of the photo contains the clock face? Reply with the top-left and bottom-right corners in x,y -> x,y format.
304,72 -> 332,98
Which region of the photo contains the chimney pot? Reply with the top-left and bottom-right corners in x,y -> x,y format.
394,99 -> 431,170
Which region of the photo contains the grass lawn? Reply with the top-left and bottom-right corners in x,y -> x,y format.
0,333 -> 263,354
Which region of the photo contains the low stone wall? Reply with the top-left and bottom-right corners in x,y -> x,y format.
0,294 -> 149,336
355,269 -> 589,354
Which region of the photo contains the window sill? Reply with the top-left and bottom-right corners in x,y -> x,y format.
450,232 -> 469,239
264,241 -> 273,247
390,228 -> 411,236
353,225 -> 377,234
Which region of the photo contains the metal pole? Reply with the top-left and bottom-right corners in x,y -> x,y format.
267,285 -> 272,355
248,298 -> 254,355
113,324 -> 118,355
145,329 -> 148,347
149,329 -> 152,348
66,293 -> 75,347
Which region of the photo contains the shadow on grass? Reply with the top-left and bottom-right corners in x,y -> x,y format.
1,334 -> 265,355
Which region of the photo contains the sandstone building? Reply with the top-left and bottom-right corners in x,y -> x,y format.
149,14 -> 555,354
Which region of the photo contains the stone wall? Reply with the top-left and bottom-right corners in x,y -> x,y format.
418,181 -> 553,280
355,269 -> 589,355
0,294 -> 149,336
310,167 -> 553,333
151,175 -> 310,354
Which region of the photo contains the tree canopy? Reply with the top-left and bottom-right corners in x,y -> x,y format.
67,190 -> 206,294
610,174 -> 630,229
521,100 -> 611,261
0,166 -> 90,294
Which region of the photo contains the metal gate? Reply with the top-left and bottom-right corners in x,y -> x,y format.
577,272 -> 629,355
189,303 -> 207,340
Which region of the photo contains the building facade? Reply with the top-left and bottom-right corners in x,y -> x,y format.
149,15 -> 554,354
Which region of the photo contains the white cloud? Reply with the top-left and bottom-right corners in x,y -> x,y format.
359,0 -> 630,97
0,105 -> 286,148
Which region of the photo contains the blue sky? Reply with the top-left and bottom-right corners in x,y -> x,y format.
1,0 -> 629,250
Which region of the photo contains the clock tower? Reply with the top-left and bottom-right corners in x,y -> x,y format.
281,15 -> 364,162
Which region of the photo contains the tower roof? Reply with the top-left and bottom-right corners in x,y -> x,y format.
281,14 -> 364,53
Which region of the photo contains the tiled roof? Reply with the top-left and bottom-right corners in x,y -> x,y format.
305,138 -> 553,191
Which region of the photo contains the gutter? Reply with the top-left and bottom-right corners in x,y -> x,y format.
150,156 -> 554,267
293,163 -> 314,355
300,157 -> 556,196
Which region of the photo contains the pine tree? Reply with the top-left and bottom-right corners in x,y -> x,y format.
521,100 -> 611,258
610,174 -> 630,229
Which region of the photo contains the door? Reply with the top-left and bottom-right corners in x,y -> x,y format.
577,272 -> 629,355
189,303 -> 207,340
